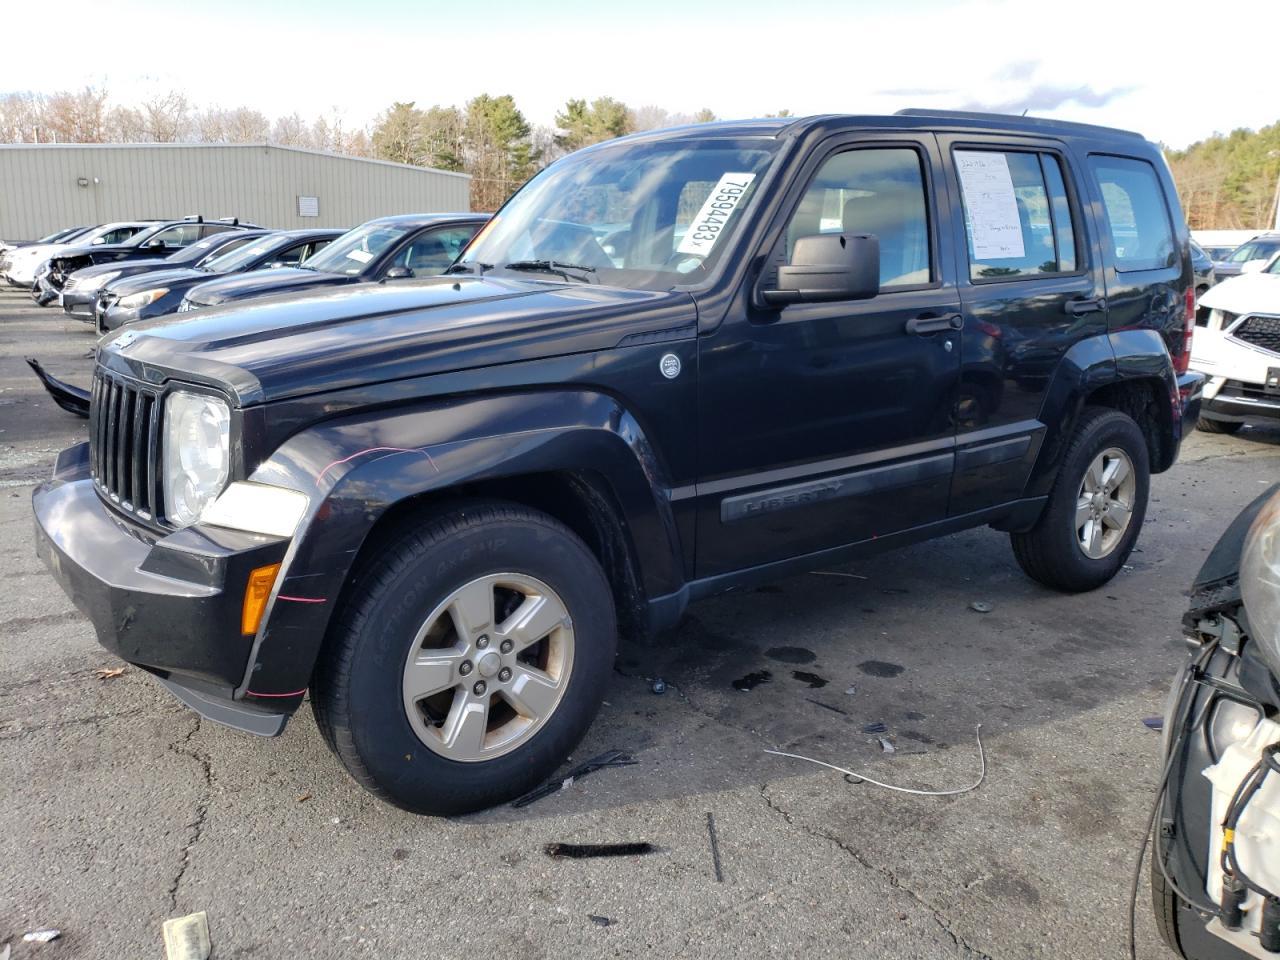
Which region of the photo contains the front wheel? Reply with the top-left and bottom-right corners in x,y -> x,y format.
1197,416 -> 1243,435
1011,407 -> 1150,592
312,501 -> 617,815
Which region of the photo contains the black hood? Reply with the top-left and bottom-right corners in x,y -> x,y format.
98,276 -> 697,406
184,267 -> 351,306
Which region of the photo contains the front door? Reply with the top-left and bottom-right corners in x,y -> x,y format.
695,136 -> 963,577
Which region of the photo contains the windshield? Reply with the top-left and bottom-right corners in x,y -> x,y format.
458,137 -> 781,291
1228,238 -> 1280,263
200,236 -> 284,273
123,223 -> 168,247
304,223 -> 408,275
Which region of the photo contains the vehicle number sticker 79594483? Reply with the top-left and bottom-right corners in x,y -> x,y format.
676,173 -> 757,257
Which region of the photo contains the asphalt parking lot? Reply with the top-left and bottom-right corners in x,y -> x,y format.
3,288 -> 1279,960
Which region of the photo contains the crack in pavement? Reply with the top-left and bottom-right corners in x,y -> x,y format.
0,705 -> 148,740
167,714 -> 213,913
758,782 -> 995,960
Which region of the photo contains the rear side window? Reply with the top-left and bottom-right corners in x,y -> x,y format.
954,149 -> 1078,281
785,147 -> 932,289
1089,156 -> 1176,272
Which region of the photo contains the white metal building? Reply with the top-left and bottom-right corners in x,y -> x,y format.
0,143 -> 470,239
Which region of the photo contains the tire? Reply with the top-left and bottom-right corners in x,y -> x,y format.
1011,406 -> 1149,592
1150,845 -> 1187,958
1197,416 -> 1243,435
311,500 -> 617,815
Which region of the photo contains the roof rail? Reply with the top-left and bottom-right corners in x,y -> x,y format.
894,108 -> 1144,140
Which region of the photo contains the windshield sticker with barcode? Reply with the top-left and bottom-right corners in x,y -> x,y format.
676,173 -> 757,257
346,248 -> 373,263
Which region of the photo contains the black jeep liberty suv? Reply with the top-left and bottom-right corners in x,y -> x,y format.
33,110 -> 1204,814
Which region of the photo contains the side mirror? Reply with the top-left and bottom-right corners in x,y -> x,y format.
1241,259 -> 1267,275
383,265 -> 414,280
762,234 -> 880,306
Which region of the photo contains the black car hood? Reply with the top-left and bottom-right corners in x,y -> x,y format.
109,267 -> 218,296
185,267 -> 351,305
73,257 -> 174,281
98,276 -> 697,406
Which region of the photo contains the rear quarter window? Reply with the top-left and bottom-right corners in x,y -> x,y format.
1088,155 -> 1176,272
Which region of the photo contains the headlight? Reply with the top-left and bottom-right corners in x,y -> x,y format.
118,288 -> 169,310
80,271 -> 120,291
1241,490 -> 1280,675
164,392 -> 231,527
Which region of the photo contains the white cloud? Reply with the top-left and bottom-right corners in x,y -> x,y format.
3,0 -> 1276,147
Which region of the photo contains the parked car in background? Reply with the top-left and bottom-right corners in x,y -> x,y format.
61,230 -> 273,321
0,225 -> 89,257
1191,256 -> 1280,434
1202,244 -> 1240,262
35,216 -> 262,304
3,221 -> 157,288
1151,482 -> 1280,960
176,214 -> 486,311
31,110 -> 1203,815
1213,232 -> 1280,281
98,228 -> 343,331
1191,239 -> 1217,299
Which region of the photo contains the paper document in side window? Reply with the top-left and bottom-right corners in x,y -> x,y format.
677,173 -> 757,257
956,152 -> 1026,260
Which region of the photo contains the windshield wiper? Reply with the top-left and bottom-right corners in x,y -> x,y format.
502,260 -> 597,283
444,261 -> 493,276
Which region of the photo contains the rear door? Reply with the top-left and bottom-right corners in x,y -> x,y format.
937,134 -> 1104,515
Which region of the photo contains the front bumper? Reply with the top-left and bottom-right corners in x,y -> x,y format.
32,443 -> 297,735
61,287 -> 98,321
1201,376 -> 1280,424
1177,370 -> 1205,430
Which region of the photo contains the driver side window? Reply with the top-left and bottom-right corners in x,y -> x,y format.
785,147 -> 932,289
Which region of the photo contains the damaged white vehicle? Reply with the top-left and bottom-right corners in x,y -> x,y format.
1,222 -> 152,288
1151,484 -> 1280,959
1190,257 -> 1280,435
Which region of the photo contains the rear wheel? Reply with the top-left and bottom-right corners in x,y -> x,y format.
1197,416 -> 1243,435
312,501 -> 617,815
1011,407 -> 1149,592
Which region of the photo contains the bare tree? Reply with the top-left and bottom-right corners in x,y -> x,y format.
143,91 -> 191,142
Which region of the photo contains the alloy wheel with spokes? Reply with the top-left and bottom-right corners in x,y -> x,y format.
402,572 -> 574,762
1075,447 -> 1136,559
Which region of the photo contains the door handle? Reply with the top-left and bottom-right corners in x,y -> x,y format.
905,313 -> 963,335
1064,297 -> 1106,316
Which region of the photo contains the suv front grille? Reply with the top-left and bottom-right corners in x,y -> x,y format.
89,370 -> 163,522
1232,315 -> 1280,355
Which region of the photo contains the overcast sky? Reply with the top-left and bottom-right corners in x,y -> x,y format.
4,0 -> 1275,148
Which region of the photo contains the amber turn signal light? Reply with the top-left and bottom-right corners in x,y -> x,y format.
241,563 -> 281,636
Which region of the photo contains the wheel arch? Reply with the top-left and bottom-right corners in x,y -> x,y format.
238,389 -> 686,698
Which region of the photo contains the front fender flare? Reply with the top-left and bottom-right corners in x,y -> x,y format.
238,389 -> 685,697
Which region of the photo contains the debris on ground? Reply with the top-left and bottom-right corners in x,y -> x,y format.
878,737 -> 896,754
511,750 -> 637,809
545,842 -> 656,859
862,721 -> 887,734
94,666 -> 126,680
706,811 -> 724,883
844,685 -> 857,696
765,724 -> 988,798
1,941 -> 10,960
162,911 -> 211,960
731,670 -> 772,692
22,930 -> 60,944
295,792 -> 311,803
969,601 -> 993,614
804,697 -> 847,716
1142,716 -> 1164,731
650,679 -> 667,695
588,914 -> 613,927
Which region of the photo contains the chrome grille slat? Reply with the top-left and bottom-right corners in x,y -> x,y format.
88,369 -> 163,523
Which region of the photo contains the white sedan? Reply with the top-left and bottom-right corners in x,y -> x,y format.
2,222 -> 152,287
1191,255 -> 1280,434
